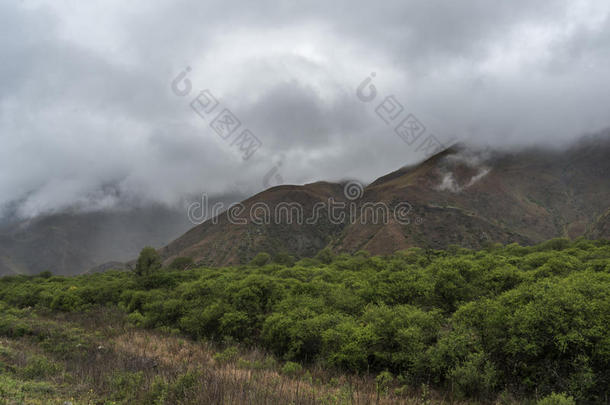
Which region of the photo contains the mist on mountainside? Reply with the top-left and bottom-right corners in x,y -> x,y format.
0,193 -> 244,276
3,0 -> 610,228
159,132 -> 610,267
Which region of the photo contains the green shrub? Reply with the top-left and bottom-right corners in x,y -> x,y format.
376,371 -> 393,395
0,238 -> 608,402
250,252 -> 271,266
143,376 -> 168,405
127,310 -> 146,326
168,371 -> 200,401
315,248 -> 334,264
213,346 -> 239,364
273,253 -> 296,266
281,361 -> 302,376
135,247 -> 162,277
219,311 -> 251,340
448,352 -> 497,399
50,289 -> 85,311
536,392 -> 576,405
21,355 -> 61,380
21,381 -> 55,394
108,371 -> 144,402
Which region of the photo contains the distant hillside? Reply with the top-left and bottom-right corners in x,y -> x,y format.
161,133 -> 610,266
160,182 -> 347,267
0,206 -> 192,276
588,208 -> 610,240
3,134 -> 608,275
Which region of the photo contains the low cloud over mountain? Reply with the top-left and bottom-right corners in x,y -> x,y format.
2,0 -> 610,219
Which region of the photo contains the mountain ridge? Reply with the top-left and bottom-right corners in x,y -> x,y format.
159,132 -> 610,266
2,133 -> 608,275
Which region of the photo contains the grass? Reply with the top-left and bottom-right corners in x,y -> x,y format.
0,307 -> 492,405
3,240 -> 606,403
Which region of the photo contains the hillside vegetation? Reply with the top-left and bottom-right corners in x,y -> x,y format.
1,238 -> 609,404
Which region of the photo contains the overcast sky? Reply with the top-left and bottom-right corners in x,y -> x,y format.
1,0 -> 609,218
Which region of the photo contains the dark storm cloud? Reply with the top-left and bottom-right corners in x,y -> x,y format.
1,0 -> 609,217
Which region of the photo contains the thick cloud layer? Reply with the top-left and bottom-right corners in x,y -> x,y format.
1,0 -> 609,218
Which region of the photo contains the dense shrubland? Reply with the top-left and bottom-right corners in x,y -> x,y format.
1,238 -> 609,403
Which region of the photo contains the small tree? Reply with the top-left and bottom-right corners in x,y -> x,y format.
315,247 -> 334,264
250,252 -> 271,267
536,393 -> 575,405
135,247 -> 162,276
273,252 -> 295,266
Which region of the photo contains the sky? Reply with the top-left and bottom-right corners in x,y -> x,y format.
1,0 -> 609,218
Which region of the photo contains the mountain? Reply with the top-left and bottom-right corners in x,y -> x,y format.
3,134 -> 607,276
0,206 -> 193,276
160,182 -> 347,266
588,208 -> 610,240
160,133 -> 610,266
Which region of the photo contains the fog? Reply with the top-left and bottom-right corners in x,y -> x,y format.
1,0 -> 609,219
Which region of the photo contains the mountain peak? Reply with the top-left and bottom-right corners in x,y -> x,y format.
158,134 -> 610,266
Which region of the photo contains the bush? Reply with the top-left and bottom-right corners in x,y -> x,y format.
0,238 -> 608,402
536,392 -> 576,405
50,289 -> 85,311
273,253 -> 296,266
213,346 -> 239,364
21,355 -> 61,380
376,371 -> 393,395
21,381 -> 55,394
315,248 -> 334,264
168,371 -> 200,401
448,352 -> 497,399
108,371 -> 144,402
281,361 -> 303,376
143,376 -> 168,404
127,310 -> 146,327
135,247 -> 162,276
250,252 -> 271,266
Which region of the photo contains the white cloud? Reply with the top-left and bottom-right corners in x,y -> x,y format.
1,0 -> 609,218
